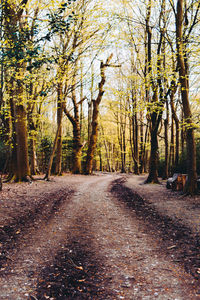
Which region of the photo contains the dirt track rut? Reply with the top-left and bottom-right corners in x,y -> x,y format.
0,174 -> 199,299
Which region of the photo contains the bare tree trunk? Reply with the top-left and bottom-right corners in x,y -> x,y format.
104,140 -> 111,172
145,90 -> 160,183
88,101 -> 92,141
144,0 -> 160,183
129,113 -> 139,174
55,83 -> 63,175
170,88 -> 179,167
30,137 -> 39,175
146,130 -> 159,182
176,0 -> 197,193
163,100 -> 169,179
7,82 -> 17,181
15,104 -> 31,181
44,123 -> 61,180
85,99 -> 100,174
72,121 -> 82,174
139,111 -> 144,173
88,67 -> 94,141
181,110 -> 185,157
85,55 -> 113,174
169,118 -> 175,174
63,107 -> 82,174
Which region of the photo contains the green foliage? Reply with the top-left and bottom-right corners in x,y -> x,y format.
46,1 -> 76,37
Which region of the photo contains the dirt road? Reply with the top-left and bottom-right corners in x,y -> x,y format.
0,174 -> 199,299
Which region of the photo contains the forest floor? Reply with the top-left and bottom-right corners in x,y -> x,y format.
0,173 -> 199,300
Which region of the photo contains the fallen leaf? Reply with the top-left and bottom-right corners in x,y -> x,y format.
78,279 -> 86,282
76,266 -> 83,270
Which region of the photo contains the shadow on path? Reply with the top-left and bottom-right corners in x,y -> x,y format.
0,189 -> 74,269
35,217 -> 116,300
110,178 -> 200,282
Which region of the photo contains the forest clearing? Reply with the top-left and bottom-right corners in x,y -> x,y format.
0,173 -> 199,299
0,0 -> 200,298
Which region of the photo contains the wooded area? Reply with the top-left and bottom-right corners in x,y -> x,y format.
0,0 -> 200,194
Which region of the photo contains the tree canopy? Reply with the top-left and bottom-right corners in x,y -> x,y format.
0,0 -> 200,194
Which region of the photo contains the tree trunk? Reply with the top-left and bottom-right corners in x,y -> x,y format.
30,137 -> 39,175
145,125 -> 159,183
55,83 -> 63,175
139,111 -> 144,173
15,105 -> 31,181
176,0 -> 197,194
85,100 -> 99,174
85,55 -> 113,174
72,121 -> 82,174
44,123 -> 61,180
144,0 -> 160,183
4,1 -> 30,182
28,106 -> 39,175
170,89 -> 179,167
7,85 -> 17,181
169,118 -> 175,174
163,101 -> 169,179
103,139 -> 111,172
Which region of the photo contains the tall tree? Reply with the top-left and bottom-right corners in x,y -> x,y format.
85,54 -> 113,174
175,0 -> 199,193
4,0 -> 31,181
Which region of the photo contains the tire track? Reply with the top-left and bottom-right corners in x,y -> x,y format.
110,177 -> 200,282
0,189 -> 74,269
35,215 -> 116,300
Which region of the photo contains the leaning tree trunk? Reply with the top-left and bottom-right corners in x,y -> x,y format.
176,0 -> 197,194
85,54 -> 113,175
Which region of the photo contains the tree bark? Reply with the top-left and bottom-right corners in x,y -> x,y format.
85,55 -> 113,174
15,104 -> 31,181
44,122 -> 61,180
145,127 -> 159,183
163,100 -> 169,179
55,83 -> 63,175
63,105 -> 82,174
4,0 -> 31,182
30,137 -> 39,175
170,88 -> 179,167
176,0 -> 197,194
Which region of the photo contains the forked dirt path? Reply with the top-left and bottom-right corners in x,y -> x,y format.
0,174 -> 199,299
